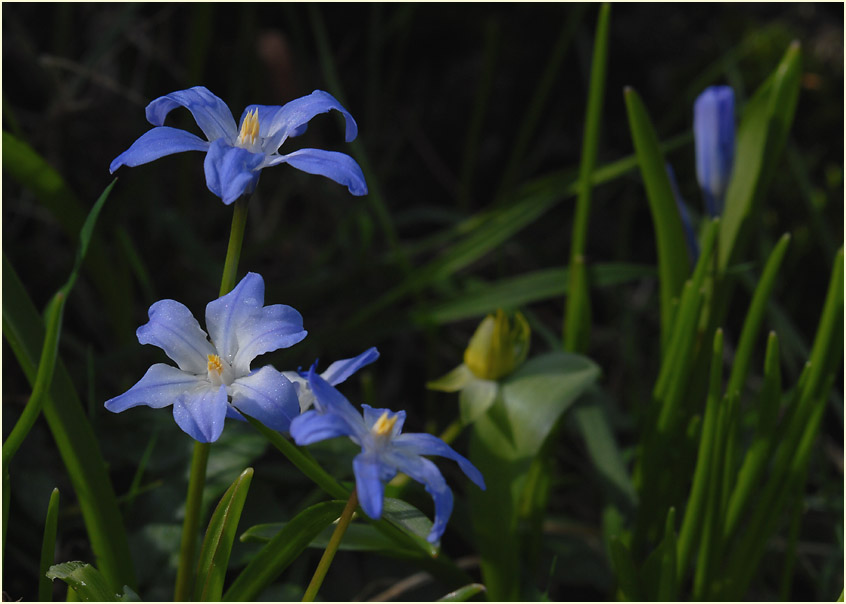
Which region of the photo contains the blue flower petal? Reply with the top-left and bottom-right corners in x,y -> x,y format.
104,363 -> 204,412
172,384 -> 228,442
307,369 -> 368,439
230,366 -> 299,433
393,433 -> 486,490
204,139 -> 265,204
270,148 -> 368,196
232,304 -> 307,375
136,300 -> 215,374
249,90 -> 358,152
321,347 -> 380,385
353,452 -> 392,520
145,86 -> 238,142
390,452 -> 453,543
290,409 -> 357,445
109,127 -> 209,173
205,272 -> 265,363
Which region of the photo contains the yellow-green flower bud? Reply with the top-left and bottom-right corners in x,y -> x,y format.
463,309 -> 530,380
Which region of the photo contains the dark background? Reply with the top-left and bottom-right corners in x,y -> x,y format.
3,3 -> 843,600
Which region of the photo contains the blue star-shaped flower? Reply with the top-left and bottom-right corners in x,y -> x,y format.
105,273 -> 306,442
110,87 -> 367,204
289,368 -> 486,544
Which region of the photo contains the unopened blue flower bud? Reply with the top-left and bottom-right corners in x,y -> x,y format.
694,86 -> 735,216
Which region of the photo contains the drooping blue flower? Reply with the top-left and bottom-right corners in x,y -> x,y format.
289,368 -> 486,544
110,87 -> 368,204
105,273 -> 307,442
283,347 -> 380,413
694,85 -> 735,216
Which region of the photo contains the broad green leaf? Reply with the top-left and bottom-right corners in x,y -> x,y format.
2,258 -> 135,591
46,562 -> 123,602
224,500 -> 346,601
39,488 -> 61,602
437,583 -> 486,602
380,497 -> 435,547
623,87 -> 690,351
719,42 -> 802,270
565,2 -> 611,353
469,351 -> 600,600
459,378 -> 499,425
416,264 -> 656,325
240,519 -> 411,555
194,467 -> 254,602
427,363 -> 475,392
572,389 -> 637,509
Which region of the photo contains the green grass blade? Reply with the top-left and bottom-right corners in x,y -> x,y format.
726,233 -> 791,396
718,42 -> 802,270
223,501 -> 347,601
2,258 -> 136,591
623,87 -> 690,351
39,488 -> 61,602
608,537 -> 641,601
677,328 -> 724,582
194,468 -> 254,601
564,2 -> 611,353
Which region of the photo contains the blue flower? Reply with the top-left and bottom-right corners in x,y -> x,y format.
694,85 -> 735,216
110,87 -> 368,204
105,273 -> 307,442
290,368 -> 486,544
283,347 -> 380,413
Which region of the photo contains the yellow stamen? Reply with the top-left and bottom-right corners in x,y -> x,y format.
373,411 -> 398,436
237,109 -> 260,146
207,354 -> 224,376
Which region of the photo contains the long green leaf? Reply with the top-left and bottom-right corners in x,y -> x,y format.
224,500 -> 346,601
39,488 -> 61,602
438,583 -> 487,602
46,562 -> 121,602
608,537 -> 641,601
415,264 -> 655,325
719,42 -> 802,270
2,180 -> 116,469
623,87 -> 690,351
2,258 -> 136,591
725,233 -> 791,396
564,2 -> 611,353
194,468 -> 254,602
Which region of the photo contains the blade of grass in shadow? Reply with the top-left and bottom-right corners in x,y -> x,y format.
495,5 -> 587,201
39,488 -> 61,602
564,3 -> 611,352
2,257 -> 136,591
623,88 -> 690,353
457,16 -> 500,212
307,4 -> 406,271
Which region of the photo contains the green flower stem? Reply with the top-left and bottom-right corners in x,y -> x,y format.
173,195 -> 251,601
302,489 -> 359,602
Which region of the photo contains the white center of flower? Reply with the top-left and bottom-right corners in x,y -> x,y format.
207,354 -> 234,387
236,109 -> 261,150
371,411 -> 398,442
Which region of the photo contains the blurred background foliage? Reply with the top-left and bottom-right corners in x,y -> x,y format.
3,3 -> 842,601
